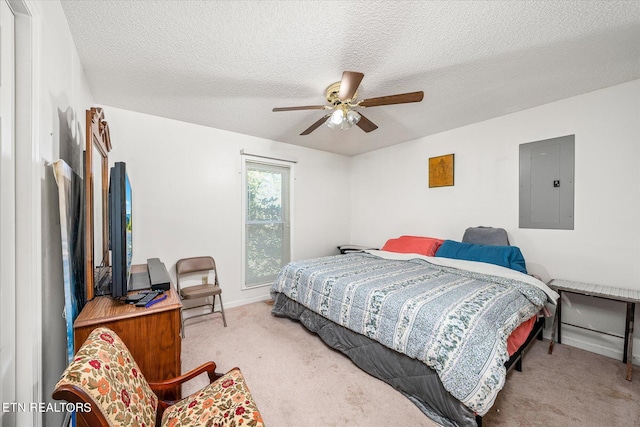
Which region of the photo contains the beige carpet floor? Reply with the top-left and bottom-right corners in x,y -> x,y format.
181,301 -> 640,426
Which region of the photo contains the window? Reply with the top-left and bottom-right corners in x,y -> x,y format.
242,160 -> 291,288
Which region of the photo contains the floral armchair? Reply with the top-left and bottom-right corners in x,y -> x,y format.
52,327 -> 264,426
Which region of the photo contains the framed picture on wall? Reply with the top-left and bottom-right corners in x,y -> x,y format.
429,154 -> 454,188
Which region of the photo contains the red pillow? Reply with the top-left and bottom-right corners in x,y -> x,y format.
381,236 -> 444,257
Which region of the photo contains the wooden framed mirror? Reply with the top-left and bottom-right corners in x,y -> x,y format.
84,107 -> 111,301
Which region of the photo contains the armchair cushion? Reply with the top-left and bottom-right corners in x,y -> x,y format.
54,327 -> 158,426
161,368 -> 264,427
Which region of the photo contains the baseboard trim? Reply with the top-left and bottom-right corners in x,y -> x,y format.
181,294 -> 272,321
543,328 -> 640,366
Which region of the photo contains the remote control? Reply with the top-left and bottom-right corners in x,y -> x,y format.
135,290 -> 162,307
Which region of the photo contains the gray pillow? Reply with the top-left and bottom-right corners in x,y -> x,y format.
461,226 -> 510,246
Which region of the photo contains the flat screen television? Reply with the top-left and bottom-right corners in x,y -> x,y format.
109,162 -> 133,298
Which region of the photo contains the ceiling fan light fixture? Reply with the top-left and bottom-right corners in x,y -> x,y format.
346,110 -> 361,125
326,108 -> 361,131
330,109 -> 344,125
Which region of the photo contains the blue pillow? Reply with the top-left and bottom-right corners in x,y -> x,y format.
435,240 -> 527,274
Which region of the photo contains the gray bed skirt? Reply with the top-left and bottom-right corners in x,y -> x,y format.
271,292 -> 478,427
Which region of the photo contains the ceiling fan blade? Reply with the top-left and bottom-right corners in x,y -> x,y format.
338,71 -> 364,102
359,91 -> 424,107
272,105 -> 327,112
356,113 -> 378,133
300,114 -> 331,135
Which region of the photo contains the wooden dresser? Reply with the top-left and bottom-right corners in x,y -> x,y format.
74,264 -> 183,399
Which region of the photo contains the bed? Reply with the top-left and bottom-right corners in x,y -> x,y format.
270,233 -> 558,427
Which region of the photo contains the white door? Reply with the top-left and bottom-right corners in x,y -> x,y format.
0,0 -> 17,424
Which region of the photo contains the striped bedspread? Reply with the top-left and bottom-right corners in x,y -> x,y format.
270,251 -> 550,415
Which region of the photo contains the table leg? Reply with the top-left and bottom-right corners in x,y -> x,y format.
625,302 -> 635,381
548,291 -> 561,354
557,291 -> 562,344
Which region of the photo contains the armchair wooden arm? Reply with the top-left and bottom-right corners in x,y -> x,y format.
148,361 -> 222,392
52,385 -> 110,427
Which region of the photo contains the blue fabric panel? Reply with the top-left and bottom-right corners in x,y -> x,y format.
435,240 -> 527,274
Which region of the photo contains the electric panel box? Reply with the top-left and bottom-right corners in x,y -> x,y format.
519,135 -> 575,230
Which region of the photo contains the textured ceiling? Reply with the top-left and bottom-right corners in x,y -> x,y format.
60,0 -> 640,156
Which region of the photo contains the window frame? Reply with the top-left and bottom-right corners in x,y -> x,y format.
241,156 -> 293,290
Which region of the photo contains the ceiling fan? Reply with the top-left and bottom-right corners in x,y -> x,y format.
272,71 -> 424,135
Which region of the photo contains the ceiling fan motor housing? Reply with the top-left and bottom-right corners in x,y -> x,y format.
326,81 -> 357,105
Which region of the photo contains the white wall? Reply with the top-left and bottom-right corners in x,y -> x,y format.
350,80 -> 640,365
104,107 -> 352,309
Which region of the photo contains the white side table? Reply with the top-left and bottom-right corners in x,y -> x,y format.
547,279 -> 640,381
